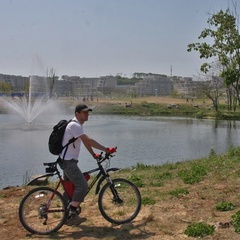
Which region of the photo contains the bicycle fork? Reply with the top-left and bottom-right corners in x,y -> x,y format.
107,178 -> 123,204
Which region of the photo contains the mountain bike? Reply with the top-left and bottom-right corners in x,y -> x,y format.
18,149 -> 142,235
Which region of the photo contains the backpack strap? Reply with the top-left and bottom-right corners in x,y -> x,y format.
61,119 -> 78,160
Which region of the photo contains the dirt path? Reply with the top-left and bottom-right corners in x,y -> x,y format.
1,182 -> 239,240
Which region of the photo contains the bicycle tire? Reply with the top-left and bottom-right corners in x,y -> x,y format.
98,178 -> 141,224
19,187 -> 67,235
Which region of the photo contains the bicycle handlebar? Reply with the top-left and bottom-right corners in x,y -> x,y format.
95,146 -> 117,163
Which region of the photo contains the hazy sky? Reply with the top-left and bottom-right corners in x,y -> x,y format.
0,0 -> 239,78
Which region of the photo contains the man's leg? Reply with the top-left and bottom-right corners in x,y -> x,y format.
63,160 -> 88,224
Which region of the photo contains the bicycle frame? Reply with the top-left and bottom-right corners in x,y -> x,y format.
27,158 -> 120,200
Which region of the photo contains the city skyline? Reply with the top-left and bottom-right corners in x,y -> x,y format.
0,0 -> 239,78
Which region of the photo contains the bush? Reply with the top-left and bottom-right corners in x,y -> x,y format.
129,175 -> 144,187
184,222 -> 215,237
178,164 -> 207,184
216,201 -> 235,211
231,211 -> 240,233
195,110 -> 204,118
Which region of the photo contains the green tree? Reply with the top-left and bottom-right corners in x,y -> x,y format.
0,82 -> 11,93
195,74 -> 224,111
187,5 -> 240,111
46,67 -> 58,98
116,76 -> 140,85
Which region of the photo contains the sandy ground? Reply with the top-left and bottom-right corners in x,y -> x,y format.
1,179 -> 240,240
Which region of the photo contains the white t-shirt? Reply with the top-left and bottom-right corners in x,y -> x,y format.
60,117 -> 85,160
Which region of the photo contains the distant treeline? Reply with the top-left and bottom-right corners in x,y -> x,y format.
116,72 -> 169,85
116,76 -> 140,85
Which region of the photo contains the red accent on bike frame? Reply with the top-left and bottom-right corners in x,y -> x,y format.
84,173 -> 90,181
63,181 -> 75,197
63,173 -> 90,198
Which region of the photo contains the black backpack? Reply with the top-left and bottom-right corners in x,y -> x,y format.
48,119 -> 77,158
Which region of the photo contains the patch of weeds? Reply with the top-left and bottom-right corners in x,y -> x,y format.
231,210 -> 240,233
153,172 -> 173,180
226,145 -> 240,158
235,169 -> 240,177
168,165 -> 177,170
216,201 -> 235,211
184,222 -> 215,237
0,194 -> 6,198
195,110 -> 204,119
135,163 -> 152,170
149,180 -> 163,187
22,170 -> 31,186
209,149 -> 217,158
178,164 -> 207,184
142,197 -> 156,205
129,175 -> 144,187
169,188 -> 189,197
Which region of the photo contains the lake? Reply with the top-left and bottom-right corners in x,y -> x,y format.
0,113 -> 240,189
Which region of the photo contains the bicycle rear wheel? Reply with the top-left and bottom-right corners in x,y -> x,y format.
19,187 -> 67,235
98,178 -> 141,224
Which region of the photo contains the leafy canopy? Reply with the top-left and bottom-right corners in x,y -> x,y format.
187,9 -> 240,75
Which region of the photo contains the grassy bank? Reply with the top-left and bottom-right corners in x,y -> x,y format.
93,100 -> 240,120
102,145 -> 240,238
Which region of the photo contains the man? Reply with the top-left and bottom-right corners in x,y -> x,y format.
59,103 -> 115,225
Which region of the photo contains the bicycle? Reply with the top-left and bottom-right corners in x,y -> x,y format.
18,149 -> 142,235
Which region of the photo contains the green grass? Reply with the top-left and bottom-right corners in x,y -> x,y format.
215,201 -> 235,211
93,102 -> 201,117
142,197 -> 156,205
169,188 -> 189,197
184,222 -> 215,237
232,211 -> 240,233
92,101 -> 240,120
178,163 -> 208,184
27,145 -> 240,203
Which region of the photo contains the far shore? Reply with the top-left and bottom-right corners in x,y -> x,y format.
1,96 -> 240,120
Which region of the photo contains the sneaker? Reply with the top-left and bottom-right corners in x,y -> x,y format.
66,213 -> 87,226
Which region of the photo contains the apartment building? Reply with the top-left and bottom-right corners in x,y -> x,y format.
60,75 -> 98,97
172,77 -> 196,96
56,75 -> 117,97
97,75 -> 117,93
133,75 -> 173,96
0,72 -> 196,97
0,74 -> 28,91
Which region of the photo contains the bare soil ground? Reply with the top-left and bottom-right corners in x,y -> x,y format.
1,179 -> 240,240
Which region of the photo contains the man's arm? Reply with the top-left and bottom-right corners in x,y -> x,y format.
80,134 -> 107,157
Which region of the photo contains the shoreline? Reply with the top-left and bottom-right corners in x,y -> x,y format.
1,96 -> 240,120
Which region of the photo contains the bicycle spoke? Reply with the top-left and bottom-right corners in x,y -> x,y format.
98,178 -> 141,224
19,187 -> 67,235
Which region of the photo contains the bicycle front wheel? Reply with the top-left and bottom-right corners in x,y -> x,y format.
19,187 -> 67,235
98,178 -> 141,224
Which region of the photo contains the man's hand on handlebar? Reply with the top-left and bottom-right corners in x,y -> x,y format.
93,147 -> 117,161
93,153 -> 101,159
106,147 -> 117,154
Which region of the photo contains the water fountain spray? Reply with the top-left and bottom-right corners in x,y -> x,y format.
4,75 -> 53,123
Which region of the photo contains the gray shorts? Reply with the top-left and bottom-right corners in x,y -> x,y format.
58,159 -> 88,202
